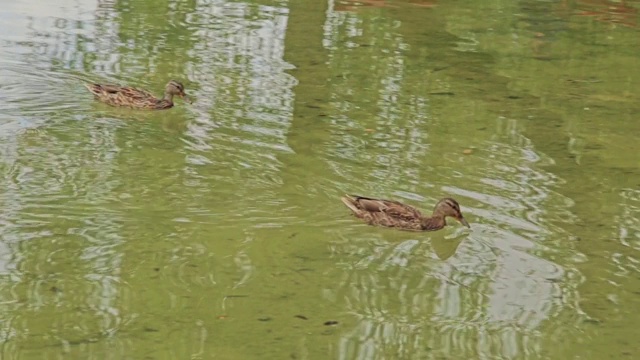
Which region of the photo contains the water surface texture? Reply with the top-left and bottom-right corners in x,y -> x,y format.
1,0 -> 639,358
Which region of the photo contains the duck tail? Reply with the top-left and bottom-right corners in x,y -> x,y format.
84,83 -> 101,96
341,195 -> 360,214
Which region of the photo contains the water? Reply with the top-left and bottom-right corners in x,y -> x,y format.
1,0 -> 639,358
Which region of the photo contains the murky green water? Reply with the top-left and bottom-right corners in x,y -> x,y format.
1,0 -> 639,358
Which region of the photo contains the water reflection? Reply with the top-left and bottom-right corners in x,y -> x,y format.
322,41 -> 577,353
0,0 -> 639,359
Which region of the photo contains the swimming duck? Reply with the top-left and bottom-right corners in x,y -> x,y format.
341,195 -> 470,231
85,80 -> 191,110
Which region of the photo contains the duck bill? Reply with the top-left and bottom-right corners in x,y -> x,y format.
458,217 -> 470,228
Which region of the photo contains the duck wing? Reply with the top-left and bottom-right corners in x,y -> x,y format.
341,194 -> 423,221
86,84 -> 155,100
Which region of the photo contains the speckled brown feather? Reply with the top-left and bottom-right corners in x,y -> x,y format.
341,194 -> 469,231
85,80 -> 189,110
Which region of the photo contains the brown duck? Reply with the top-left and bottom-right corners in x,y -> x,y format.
85,80 -> 191,110
341,195 -> 470,231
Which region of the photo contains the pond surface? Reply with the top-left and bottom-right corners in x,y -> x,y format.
1,0 -> 639,358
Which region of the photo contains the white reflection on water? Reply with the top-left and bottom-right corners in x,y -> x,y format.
177,1 -> 297,226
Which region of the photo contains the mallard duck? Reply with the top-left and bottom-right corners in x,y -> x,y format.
341,195 -> 470,231
85,80 -> 191,110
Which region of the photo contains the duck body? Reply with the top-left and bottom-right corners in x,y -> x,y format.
85,80 -> 190,110
341,195 -> 470,231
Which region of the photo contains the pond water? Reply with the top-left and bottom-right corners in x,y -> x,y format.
1,0 -> 639,358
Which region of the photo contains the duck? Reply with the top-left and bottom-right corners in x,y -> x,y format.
341,195 -> 470,231
85,80 -> 191,110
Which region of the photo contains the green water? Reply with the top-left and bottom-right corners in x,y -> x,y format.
1,0 -> 639,358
